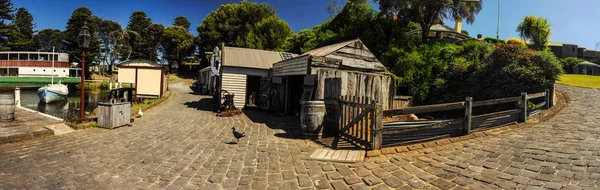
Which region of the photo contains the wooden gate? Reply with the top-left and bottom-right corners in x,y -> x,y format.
257,78 -> 270,110
338,96 -> 383,150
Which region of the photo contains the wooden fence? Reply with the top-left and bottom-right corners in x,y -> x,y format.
390,96 -> 412,110
329,90 -> 551,150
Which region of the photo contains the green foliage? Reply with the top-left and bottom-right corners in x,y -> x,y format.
506,38 -> 526,46
375,0 -> 482,43
97,19 -> 122,73
561,57 -> 586,74
162,25 -> 195,72
125,11 -> 163,61
172,16 -> 191,30
33,29 -> 64,51
380,40 -> 561,104
516,100 -> 536,110
483,37 -> 505,44
14,7 -> 34,40
464,44 -> 563,100
0,0 -> 15,50
64,7 -> 101,76
517,15 -> 551,51
197,1 -> 292,52
7,7 -> 35,50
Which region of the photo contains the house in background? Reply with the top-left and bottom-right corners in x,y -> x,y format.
199,44 -> 296,110
573,61 -> 600,75
407,18 -> 471,42
547,42 -> 600,61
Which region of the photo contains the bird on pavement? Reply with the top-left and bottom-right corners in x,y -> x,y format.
137,108 -> 143,118
232,127 -> 245,143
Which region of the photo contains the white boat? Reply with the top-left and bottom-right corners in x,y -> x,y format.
38,47 -> 69,104
38,82 -> 69,103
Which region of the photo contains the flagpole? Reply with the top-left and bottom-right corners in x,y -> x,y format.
52,46 -> 54,84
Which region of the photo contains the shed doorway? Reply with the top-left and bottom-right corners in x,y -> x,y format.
246,75 -> 261,108
285,75 -> 305,116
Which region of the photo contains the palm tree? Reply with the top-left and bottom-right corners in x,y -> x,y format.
516,16 -> 551,51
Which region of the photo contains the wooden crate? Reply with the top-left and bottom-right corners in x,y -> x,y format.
97,102 -> 131,129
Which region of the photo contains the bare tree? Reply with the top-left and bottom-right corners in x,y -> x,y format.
327,0 -> 344,17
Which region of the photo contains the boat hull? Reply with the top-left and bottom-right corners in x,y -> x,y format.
38,88 -> 67,104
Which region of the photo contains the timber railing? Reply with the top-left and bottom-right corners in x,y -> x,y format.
332,90 -> 552,150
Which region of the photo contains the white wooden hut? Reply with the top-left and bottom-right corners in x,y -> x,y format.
199,44 -> 296,109
272,39 -> 394,115
117,59 -> 167,100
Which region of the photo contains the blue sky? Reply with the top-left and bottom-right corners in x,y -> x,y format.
12,0 -> 600,50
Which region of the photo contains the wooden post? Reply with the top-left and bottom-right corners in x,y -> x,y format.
544,89 -> 550,109
549,82 -> 555,107
464,97 -> 472,135
372,103 -> 383,150
521,92 -> 527,122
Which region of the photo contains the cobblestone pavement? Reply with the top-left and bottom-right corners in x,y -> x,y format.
1,84 -> 599,189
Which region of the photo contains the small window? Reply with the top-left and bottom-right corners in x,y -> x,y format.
43,69 -> 46,72
33,69 -> 35,71
63,70 -> 65,72
54,70 -> 56,72
573,47 -> 576,52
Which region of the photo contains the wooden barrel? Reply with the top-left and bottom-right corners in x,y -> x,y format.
0,93 -> 15,122
300,101 -> 325,138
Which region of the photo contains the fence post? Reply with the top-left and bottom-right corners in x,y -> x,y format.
464,97 -> 472,135
372,103 -> 383,150
549,82 -> 555,107
521,92 -> 528,122
544,89 -> 550,109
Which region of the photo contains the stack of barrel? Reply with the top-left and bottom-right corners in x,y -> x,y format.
0,92 -> 15,122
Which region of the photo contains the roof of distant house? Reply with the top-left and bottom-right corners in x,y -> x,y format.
223,46 -> 296,70
576,61 -> 600,67
118,59 -> 163,68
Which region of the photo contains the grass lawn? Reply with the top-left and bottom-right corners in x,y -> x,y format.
557,74 -> 600,89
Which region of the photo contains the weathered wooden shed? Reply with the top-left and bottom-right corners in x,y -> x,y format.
199,44 -> 296,109
573,61 -> 600,75
272,39 -> 394,115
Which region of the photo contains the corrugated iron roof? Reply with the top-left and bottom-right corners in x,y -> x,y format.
223,47 -> 294,69
576,61 -> 600,67
430,24 -> 454,32
118,59 -> 163,67
302,39 -> 360,57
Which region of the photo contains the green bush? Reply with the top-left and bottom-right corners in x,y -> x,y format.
561,57 -> 586,74
385,42 -> 562,105
99,80 -> 110,89
465,44 -> 563,100
484,37 -> 506,44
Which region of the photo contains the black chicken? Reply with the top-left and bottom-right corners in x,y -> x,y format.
232,127 -> 245,143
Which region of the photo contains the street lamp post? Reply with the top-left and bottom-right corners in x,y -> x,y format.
78,23 -> 91,122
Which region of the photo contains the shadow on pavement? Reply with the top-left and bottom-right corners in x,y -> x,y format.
184,97 -> 217,112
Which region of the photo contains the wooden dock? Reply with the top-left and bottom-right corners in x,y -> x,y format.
308,148 -> 364,163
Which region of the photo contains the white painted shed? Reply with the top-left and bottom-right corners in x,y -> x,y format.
200,44 -> 296,109
117,59 -> 167,100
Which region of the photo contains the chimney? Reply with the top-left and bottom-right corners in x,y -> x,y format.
477,34 -> 483,40
455,18 -> 463,33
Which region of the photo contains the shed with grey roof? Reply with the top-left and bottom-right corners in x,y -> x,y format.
272,39 -> 395,115
199,44 -> 296,109
573,61 -> 600,75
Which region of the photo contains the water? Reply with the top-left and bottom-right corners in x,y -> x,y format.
20,87 -> 111,122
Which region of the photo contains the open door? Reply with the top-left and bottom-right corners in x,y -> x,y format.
257,77 -> 271,110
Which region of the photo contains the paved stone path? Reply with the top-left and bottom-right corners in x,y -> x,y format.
1,84 -> 599,189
